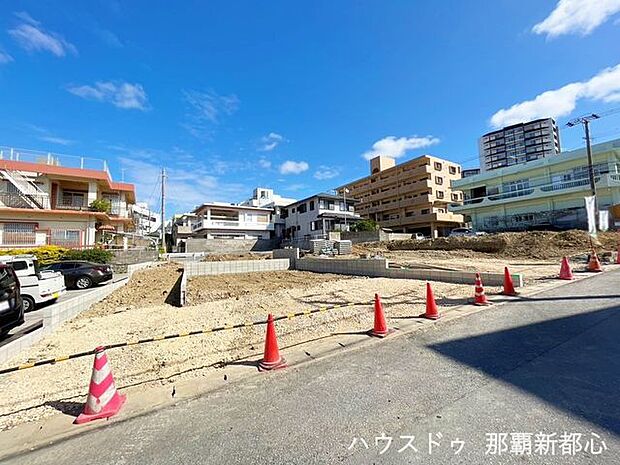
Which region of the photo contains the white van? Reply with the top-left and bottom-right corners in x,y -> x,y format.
0,255 -> 66,312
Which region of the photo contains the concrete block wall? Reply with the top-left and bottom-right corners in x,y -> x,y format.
295,257 -> 523,287
184,258 -> 291,277
185,238 -> 278,253
273,248 -> 300,268
296,258 -> 389,277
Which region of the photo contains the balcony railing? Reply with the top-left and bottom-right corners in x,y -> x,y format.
452,173 -> 620,211
192,219 -> 274,231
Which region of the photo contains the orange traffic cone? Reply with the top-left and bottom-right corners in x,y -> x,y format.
473,273 -> 491,306
559,256 -> 574,280
502,267 -> 518,296
258,314 -> 287,371
419,282 -> 440,320
587,250 -> 603,273
75,347 -> 126,424
369,294 -> 391,337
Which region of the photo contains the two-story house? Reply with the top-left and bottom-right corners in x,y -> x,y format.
0,147 -> 136,249
282,192 -> 361,239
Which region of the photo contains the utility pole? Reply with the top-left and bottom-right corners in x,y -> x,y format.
343,188 -> 349,231
566,114 -> 600,229
160,168 -> 166,250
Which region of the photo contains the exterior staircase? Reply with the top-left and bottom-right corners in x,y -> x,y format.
0,169 -> 50,209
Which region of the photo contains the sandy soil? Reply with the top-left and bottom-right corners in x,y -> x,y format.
83,263 -> 183,317
187,271 -> 355,303
0,276 -> 483,430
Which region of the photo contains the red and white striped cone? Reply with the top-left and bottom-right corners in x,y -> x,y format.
473,273 -> 491,306
75,347 -> 126,424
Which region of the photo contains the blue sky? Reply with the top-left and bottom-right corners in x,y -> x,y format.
1,1 -> 620,215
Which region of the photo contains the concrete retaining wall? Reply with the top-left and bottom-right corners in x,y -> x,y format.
185,238 -> 278,253
340,230 -> 414,243
0,262 -> 159,364
184,258 -> 291,277
273,248 -> 300,268
295,257 -> 523,287
111,249 -> 159,272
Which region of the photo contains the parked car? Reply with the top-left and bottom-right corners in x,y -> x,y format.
0,255 -> 66,312
42,261 -> 114,290
0,264 -> 24,337
449,228 -> 487,237
413,233 -> 426,240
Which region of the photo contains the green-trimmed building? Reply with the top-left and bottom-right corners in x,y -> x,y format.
450,139 -> 620,232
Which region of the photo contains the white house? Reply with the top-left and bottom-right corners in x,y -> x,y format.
282,192 -> 360,239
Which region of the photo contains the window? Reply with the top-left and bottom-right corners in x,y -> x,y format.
435,176 -> 443,185
292,207 -> 296,213
436,191 -> 444,199
0,267 -> 16,288
449,166 -> 457,175
51,230 -> 81,247
421,209 -> 430,215
328,202 -> 335,210
296,225 -> 301,231
60,191 -> 85,208
339,201 -> 345,211
434,162 -> 442,171
309,200 -> 315,210
10,260 -> 28,271
280,209 -> 288,219
298,203 -> 307,214
451,193 -> 459,202
2,222 -> 36,246
319,200 -> 325,209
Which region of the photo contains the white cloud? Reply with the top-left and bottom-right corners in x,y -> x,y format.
313,166 -> 340,180
39,136 -> 75,146
490,63 -> 620,128
8,12 -> 77,57
67,81 -> 149,110
182,89 -> 239,139
259,132 -> 284,151
279,160 -> 309,175
362,136 -> 440,160
532,0 -> 620,38
258,158 -> 272,169
0,50 -> 13,64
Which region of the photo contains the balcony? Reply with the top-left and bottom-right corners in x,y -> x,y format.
192,219 -> 274,232
451,173 -> 620,213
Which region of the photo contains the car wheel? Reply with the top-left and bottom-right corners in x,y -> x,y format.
22,295 -> 36,313
75,276 -> 93,289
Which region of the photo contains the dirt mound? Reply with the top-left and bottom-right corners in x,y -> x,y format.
84,263 -> 183,316
372,230 -> 618,259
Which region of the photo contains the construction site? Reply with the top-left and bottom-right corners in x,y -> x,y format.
0,230 -> 618,431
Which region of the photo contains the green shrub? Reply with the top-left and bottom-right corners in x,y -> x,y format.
0,246 -> 114,264
89,198 -> 112,213
350,219 -> 379,232
0,245 -> 69,264
64,248 -> 114,264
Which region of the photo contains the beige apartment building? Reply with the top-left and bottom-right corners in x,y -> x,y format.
339,155 -> 464,237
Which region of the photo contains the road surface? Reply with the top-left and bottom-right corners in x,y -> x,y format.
4,270 -> 620,464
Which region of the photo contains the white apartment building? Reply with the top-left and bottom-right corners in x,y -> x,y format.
0,147 -> 136,249
131,202 -> 161,236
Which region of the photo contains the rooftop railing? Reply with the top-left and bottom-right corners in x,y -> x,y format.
0,146 -> 111,177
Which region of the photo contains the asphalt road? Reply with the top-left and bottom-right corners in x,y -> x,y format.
5,271 -> 620,464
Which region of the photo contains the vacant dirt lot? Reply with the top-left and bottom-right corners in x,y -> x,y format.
0,274 -> 483,430
187,271 -> 354,303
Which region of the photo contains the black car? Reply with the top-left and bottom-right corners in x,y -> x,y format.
43,261 -> 114,289
0,264 -> 24,337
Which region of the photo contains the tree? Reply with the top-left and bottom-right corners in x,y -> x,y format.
350,219 -> 379,232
